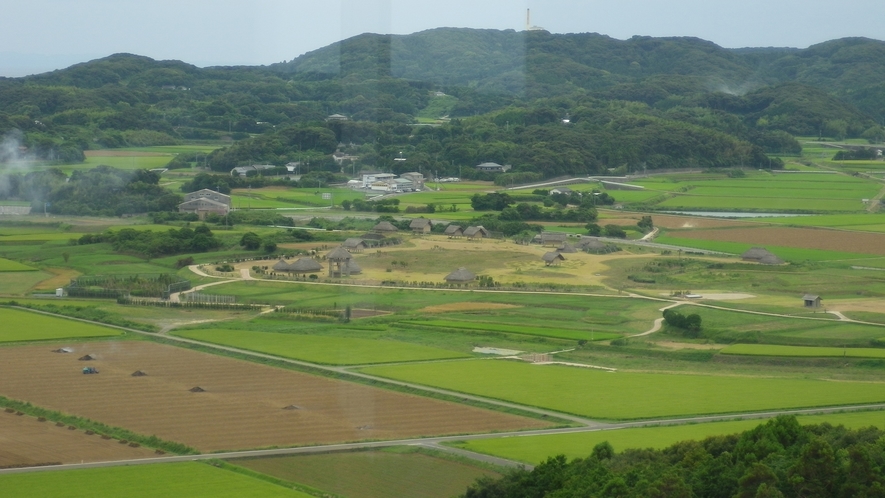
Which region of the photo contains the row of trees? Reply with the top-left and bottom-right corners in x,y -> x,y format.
77,225 -> 221,257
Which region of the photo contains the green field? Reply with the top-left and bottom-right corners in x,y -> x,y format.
361,360 -> 885,420
231,447 -> 500,498
172,328 -> 471,365
452,410 -> 885,464
629,172 -> 880,213
721,344 -> 885,358
407,319 -> 622,342
655,235 -> 874,260
0,257 -> 35,271
0,307 -> 124,342
0,462 -> 310,497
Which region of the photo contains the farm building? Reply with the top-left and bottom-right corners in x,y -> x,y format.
475,162 -> 512,173
542,252 -> 566,266
463,226 -> 490,240
742,247 -> 784,265
409,218 -> 433,234
342,238 -> 368,252
273,258 -> 323,275
372,221 -> 399,233
445,267 -> 476,285
326,247 -> 353,277
557,242 -> 577,253
444,225 -> 463,238
183,189 -> 231,206
537,232 -> 568,247
803,294 -> 822,308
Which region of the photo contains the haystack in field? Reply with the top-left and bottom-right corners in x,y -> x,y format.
131,371 -> 147,377
189,386 -> 205,392
78,355 -> 96,361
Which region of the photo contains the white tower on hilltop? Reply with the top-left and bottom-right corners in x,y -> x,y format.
525,9 -> 544,31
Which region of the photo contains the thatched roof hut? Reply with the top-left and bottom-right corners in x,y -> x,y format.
327,247 -> 353,261
273,258 -> 323,274
409,218 -> 432,233
742,247 -> 773,261
542,251 -> 566,266
557,242 -> 577,253
361,232 -> 385,241
445,267 -> 476,283
539,232 -> 568,246
758,254 -> 785,265
444,225 -> 463,237
373,221 -> 399,233
346,259 -> 362,275
463,226 -> 490,239
342,238 -> 368,252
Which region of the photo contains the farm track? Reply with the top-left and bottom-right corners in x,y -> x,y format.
5,305 -> 885,475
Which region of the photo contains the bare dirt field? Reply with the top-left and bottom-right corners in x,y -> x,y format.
0,342 -> 550,452
419,302 -> 522,313
0,411 -> 158,467
600,213 -> 757,230
675,227 -> 885,255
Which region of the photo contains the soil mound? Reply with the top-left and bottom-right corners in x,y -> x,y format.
78,355 -> 96,361
282,405 -> 301,410
188,386 -> 205,392
131,371 -> 147,377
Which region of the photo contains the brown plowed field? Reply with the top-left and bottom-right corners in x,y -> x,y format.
0,342 -> 549,452
676,227 -> 885,255
601,213 -> 756,230
0,411 -> 158,467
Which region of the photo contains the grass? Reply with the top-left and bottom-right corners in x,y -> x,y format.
720,344 -> 885,358
171,328 -> 471,365
406,319 -> 621,342
0,257 -> 36,271
360,359 -> 885,420
0,462 -> 310,497
0,307 -> 124,342
451,410 -> 885,464
655,235 -> 874,261
231,446 -> 500,498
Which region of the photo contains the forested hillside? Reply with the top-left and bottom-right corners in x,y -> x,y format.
1,28 -> 883,179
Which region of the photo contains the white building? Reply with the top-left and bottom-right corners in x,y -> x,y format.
361,173 -> 396,188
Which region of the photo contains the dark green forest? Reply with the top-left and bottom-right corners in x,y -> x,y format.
462,416 -> 885,498
1,29 -> 884,179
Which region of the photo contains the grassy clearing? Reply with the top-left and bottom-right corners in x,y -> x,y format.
172,328 -> 471,365
452,410 -> 885,464
720,344 -> 885,358
0,257 -> 35,271
0,307 -> 124,342
0,462 -> 309,497
231,446 -> 500,498
360,359 -> 885,420
407,319 -> 621,342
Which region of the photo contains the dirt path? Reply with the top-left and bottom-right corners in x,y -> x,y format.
629,302 -> 683,337
867,184 -> 885,213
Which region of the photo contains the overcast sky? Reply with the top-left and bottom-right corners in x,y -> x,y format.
2,0 -> 884,77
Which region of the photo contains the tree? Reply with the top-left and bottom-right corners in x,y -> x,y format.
637,215 -> 654,233
603,224 -> 627,238
239,232 -> 261,250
